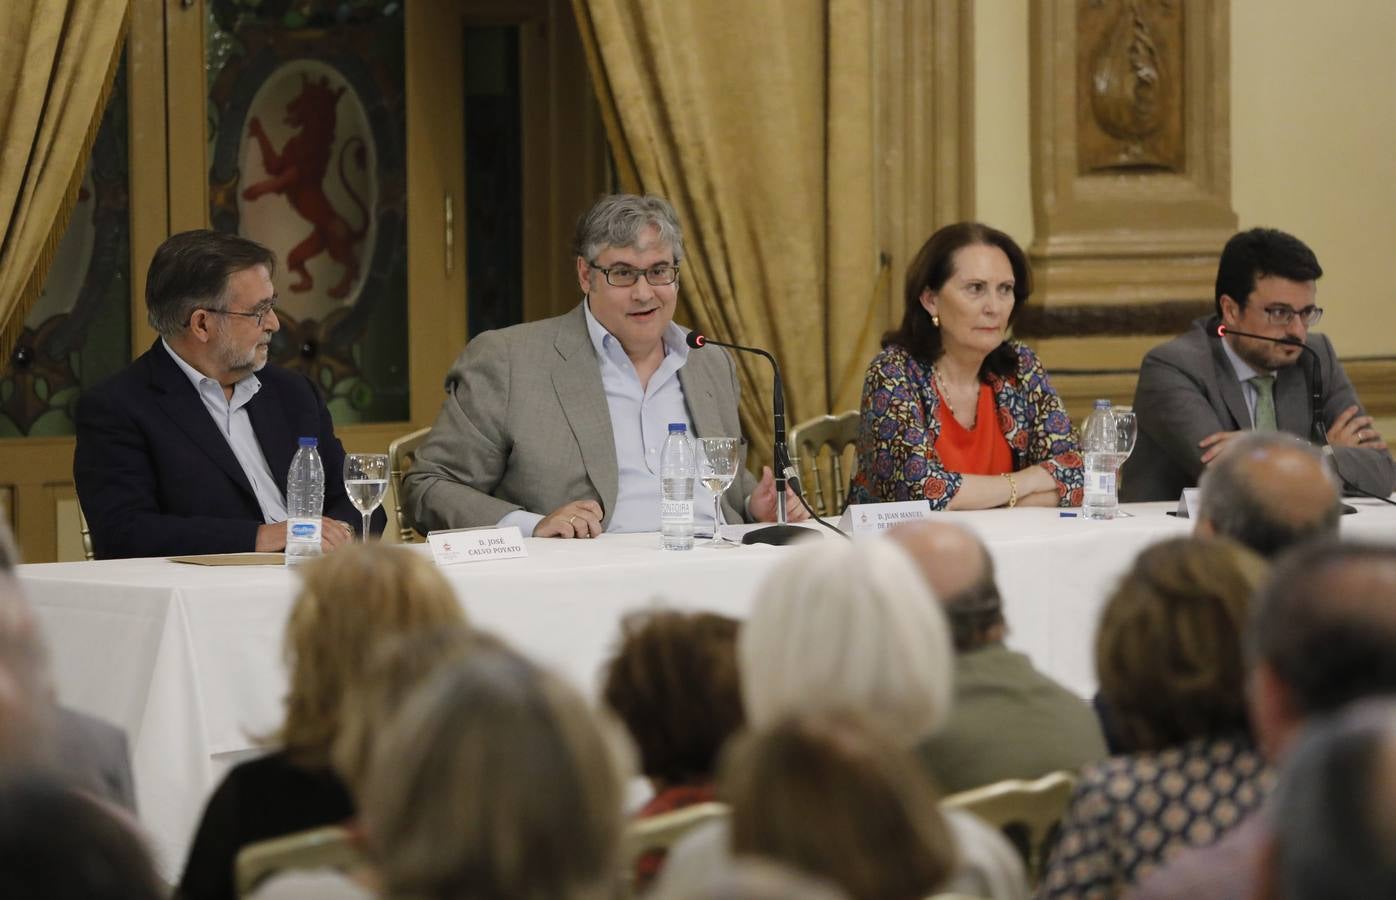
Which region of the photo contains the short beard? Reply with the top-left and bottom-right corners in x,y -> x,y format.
214,326 -> 268,378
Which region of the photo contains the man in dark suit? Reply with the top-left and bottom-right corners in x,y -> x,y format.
74,230 -> 378,559
1122,228 -> 1394,501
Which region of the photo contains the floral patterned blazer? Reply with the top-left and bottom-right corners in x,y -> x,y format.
847,342 -> 1083,509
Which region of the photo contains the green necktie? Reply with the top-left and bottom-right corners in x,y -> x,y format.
1251,374 -> 1277,431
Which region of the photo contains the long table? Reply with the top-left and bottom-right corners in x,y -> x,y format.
18,499 -> 1396,876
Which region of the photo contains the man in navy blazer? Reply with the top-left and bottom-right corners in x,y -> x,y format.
74,230 -> 380,559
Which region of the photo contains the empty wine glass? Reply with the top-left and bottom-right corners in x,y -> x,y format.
697,438 -> 742,547
343,453 -> 389,542
1115,406 -> 1138,463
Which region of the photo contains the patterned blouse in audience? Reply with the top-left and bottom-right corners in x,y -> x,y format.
1037,734 -> 1272,899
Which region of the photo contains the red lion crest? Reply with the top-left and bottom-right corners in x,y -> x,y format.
242,74 -> 369,299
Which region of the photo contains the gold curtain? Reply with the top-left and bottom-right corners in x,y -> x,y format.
0,0 -> 129,362
573,0 -> 883,468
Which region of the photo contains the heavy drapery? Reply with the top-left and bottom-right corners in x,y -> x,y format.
0,0 -> 129,362
573,0 -> 884,468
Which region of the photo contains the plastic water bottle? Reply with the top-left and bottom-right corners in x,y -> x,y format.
660,423 -> 696,551
285,437 -> 325,565
1082,400 -> 1123,520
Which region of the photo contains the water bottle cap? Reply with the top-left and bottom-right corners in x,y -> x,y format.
668,423 -> 687,433
298,437 -> 318,447
1094,399 -> 1111,409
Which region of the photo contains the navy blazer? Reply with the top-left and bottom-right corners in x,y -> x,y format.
74,340 -> 383,559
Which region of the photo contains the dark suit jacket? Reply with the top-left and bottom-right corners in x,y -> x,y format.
1121,318 -> 1396,501
74,340 -> 382,559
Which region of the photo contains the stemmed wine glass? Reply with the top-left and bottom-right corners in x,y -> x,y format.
343,453 -> 389,542
1113,407 -> 1138,513
697,438 -> 742,548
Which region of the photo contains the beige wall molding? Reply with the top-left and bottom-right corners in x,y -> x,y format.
1028,0 -> 1236,326
1016,298 -> 1211,339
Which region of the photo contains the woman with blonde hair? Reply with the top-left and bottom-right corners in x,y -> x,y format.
1040,536 -> 1271,897
659,538 -> 1027,900
362,641 -> 630,900
178,544 -> 466,900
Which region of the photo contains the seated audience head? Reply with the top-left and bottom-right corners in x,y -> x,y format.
1195,431 -> 1340,558
602,609 -> 743,790
0,522 -> 54,769
363,641 -> 628,900
277,543 -> 466,765
573,194 -> 684,360
884,221 -> 1032,377
1214,228 -> 1323,373
1268,698 -> 1396,900
1096,536 -> 1267,752
723,711 -> 954,900
741,538 -> 953,746
890,521 -> 1004,651
0,771 -> 164,900
332,623 -> 482,794
145,229 -> 280,384
1248,540 -> 1396,760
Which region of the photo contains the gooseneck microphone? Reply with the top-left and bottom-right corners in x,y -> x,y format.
1215,324 -> 1395,507
686,331 -> 842,544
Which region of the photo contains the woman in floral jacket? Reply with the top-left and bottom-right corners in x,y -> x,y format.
848,222 -> 1083,510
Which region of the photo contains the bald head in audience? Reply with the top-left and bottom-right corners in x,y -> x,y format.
890,522 -> 1004,651
1196,432 -> 1341,558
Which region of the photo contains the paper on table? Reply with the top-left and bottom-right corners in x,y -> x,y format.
169,553 -> 286,566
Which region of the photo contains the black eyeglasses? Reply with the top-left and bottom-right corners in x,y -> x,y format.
1261,305 -> 1323,327
193,299 -> 278,328
588,261 -> 680,287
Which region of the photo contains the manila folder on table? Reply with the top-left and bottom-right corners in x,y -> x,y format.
169,553 -> 285,566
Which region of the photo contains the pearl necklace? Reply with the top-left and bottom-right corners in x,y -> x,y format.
934,366 -> 977,429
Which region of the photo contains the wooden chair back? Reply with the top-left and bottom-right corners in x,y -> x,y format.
789,410 -> 860,517
235,825 -> 360,897
941,770 -> 1078,886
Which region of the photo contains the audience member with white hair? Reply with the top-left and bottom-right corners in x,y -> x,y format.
657,537 -> 1027,900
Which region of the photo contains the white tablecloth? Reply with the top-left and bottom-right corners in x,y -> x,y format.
19,499 -> 1396,876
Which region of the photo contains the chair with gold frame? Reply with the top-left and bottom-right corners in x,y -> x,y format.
940,770 -> 1078,886
788,410 -> 860,518
235,825 -> 361,898
387,425 -> 431,543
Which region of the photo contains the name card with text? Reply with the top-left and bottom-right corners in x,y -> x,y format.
839,500 -> 933,535
427,526 -> 527,566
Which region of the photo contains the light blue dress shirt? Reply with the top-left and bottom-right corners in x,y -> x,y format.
162,340 -> 288,524
1220,336 -> 1273,428
497,302 -> 716,535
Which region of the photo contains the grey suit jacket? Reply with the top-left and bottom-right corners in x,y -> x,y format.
1121,317 -> 1395,501
402,303 -> 758,533
54,706 -> 135,813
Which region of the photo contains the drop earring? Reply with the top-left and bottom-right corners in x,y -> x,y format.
931,314 -> 940,328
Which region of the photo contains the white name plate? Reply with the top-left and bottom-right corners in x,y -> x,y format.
1175,488 -> 1201,520
427,526 -> 527,566
838,500 -> 933,535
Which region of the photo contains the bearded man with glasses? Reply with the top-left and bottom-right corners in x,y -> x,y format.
402,193 -> 805,538
1122,227 -> 1395,501
74,230 -> 377,559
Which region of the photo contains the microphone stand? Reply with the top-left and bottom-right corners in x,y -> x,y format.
686,333 -> 816,545
1217,324 -> 1395,508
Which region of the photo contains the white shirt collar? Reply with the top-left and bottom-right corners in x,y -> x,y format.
162,338 -> 261,397
1219,333 -> 1268,383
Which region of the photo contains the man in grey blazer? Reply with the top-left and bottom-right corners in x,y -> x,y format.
402,194 -> 805,537
1122,228 -> 1394,502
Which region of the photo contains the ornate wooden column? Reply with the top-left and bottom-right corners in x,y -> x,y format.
1022,0 -> 1235,396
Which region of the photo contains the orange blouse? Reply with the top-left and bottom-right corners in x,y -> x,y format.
934,381 -> 1014,476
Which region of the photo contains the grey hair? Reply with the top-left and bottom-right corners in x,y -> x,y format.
144,230 -> 276,338
572,194 -> 685,263
1197,431 -> 1340,558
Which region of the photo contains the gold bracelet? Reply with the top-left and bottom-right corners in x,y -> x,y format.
1001,473 -> 1018,509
